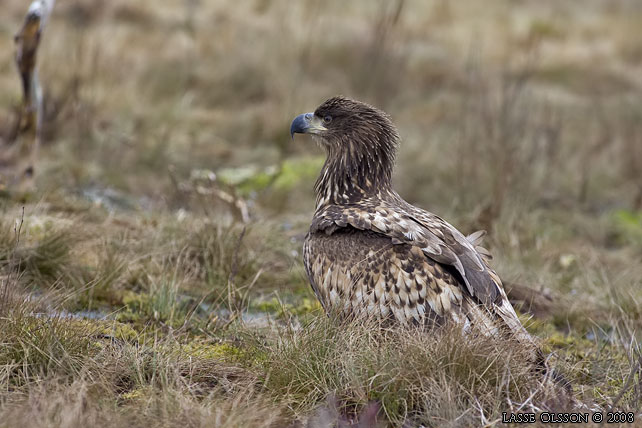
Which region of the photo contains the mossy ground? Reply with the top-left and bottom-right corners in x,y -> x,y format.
1,0 -> 642,426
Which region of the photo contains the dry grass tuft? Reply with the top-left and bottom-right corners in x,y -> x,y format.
257,315 -> 559,426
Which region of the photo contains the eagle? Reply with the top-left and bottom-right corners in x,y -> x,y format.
290,96 -> 534,344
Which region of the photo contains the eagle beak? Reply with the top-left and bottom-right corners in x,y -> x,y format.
290,112 -> 327,139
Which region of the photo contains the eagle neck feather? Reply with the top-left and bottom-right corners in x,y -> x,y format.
315,133 -> 396,207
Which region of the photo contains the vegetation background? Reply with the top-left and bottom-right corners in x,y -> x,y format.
0,0 -> 641,426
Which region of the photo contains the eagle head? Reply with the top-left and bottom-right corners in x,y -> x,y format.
290,96 -> 400,202
291,96 -> 398,151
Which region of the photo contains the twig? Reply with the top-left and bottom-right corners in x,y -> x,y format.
226,226 -> 247,313
1,208 -> 25,315
612,354 -> 642,410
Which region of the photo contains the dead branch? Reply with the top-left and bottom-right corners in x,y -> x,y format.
8,0 -> 56,190
171,167 -> 251,223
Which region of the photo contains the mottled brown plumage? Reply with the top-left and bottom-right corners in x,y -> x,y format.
290,97 -> 532,342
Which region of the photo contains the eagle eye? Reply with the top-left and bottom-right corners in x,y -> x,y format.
323,115 -> 332,124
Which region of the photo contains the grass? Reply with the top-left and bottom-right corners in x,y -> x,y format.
256,316 -> 553,426
0,0 -> 642,426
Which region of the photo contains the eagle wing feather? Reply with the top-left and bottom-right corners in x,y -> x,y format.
307,197 -> 532,340
303,227 -> 517,336
311,197 -> 501,306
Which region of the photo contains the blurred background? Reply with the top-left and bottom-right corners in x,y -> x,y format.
1,0 -> 640,218
0,0 -> 642,416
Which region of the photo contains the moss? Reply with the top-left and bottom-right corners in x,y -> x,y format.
116,291 -> 154,325
120,387 -> 150,401
181,341 -> 243,362
543,332 -> 593,356
253,297 -> 283,314
98,321 -> 140,342
290,298 -> 323,316
252,297 -> 322,318
117,289 -> 188,327
119,291 -> 150,317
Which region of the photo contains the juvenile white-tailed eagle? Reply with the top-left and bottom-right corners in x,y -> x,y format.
290,96 -> 532,342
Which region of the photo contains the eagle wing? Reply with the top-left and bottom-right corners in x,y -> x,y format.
308,196 -> 529,339
305,228 -> 478,328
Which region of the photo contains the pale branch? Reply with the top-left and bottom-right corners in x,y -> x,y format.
10,0 -> 55,187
